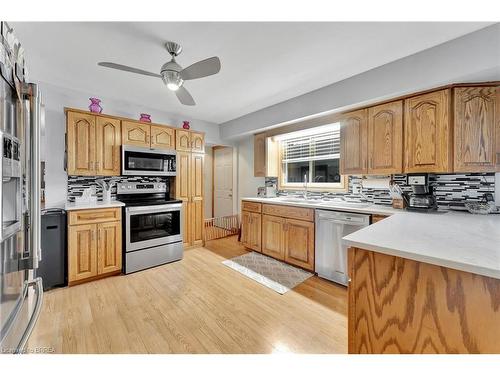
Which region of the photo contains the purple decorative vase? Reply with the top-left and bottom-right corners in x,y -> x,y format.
139,113 -> 152,123
88,98 -> 102,113
182,121 -> 190,130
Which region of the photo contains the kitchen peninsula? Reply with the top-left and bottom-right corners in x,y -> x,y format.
344,212 -> 500,354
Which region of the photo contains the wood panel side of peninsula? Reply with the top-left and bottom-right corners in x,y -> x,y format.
348,247 -> 500,354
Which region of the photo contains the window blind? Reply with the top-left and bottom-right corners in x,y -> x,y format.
281,126 -> 340,163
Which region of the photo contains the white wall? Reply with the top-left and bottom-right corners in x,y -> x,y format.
39,82 -> 221,208
220,23 -> 500,140
235,136 -> 265,213
204,145 -> 213,218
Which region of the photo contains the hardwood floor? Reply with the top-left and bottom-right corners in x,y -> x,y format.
28,236 -> 347,353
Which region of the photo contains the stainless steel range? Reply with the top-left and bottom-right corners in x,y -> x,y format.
117,182 -> 183,274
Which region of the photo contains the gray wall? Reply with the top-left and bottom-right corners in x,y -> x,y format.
40,82 -> 221,208
220,23 -> 500,140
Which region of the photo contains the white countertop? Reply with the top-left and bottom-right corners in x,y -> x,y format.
241,196 -> 401,216
64,200 -> 125,211
343,211 -> 500,280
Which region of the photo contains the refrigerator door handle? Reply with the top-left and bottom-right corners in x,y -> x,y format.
22,83 -> 42,267
16,277 -> 44,353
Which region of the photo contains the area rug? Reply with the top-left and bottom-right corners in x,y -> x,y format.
222,252 -> 313,294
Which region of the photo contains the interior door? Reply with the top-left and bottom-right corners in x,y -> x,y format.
95,116 -> 121,176
213,147 -> 233,218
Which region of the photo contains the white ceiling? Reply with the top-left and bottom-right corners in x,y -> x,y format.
12,22 -> 492,124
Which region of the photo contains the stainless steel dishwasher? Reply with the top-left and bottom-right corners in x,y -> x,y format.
315,210 -> 370,286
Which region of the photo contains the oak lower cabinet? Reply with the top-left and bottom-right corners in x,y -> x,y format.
404,89 -> 452,173
241,210 -> 262,252
68,208 -> 122,285
453,86 -> 499,172
241,201 -> 315,271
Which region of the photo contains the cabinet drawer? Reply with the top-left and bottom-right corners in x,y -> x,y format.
241,201 -> 262,213
69,208 -> 121,225
262,204 -> 314,222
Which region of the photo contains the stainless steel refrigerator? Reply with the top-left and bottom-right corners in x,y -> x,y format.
0,21 -> 43,354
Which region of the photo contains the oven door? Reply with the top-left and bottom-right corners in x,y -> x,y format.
122,146 -> 176,176
125,203 -> 183,252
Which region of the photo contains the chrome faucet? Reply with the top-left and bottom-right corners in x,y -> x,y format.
303,173 -> 308,200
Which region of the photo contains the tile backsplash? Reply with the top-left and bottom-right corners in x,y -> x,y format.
67,176 -> 171,202
265,173 -> 495,211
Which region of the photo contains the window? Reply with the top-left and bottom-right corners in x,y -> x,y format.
278,123 -> 346,191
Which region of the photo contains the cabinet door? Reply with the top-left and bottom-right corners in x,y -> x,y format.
122,121 -> 151,148
176,129 -> 192,152
151,125 -> 175,150
66,111 -> 96,176
404,89 -> 451,173
191,132 -> 205,153
95,116 -> 121,176
249,212 -> 262,252
262,214 -> 285,260
240,210 -> 252,248
454,86 -> 498,172
191,153 -> 205,247
97,221 -> 122,275
176,151 -> 191,247
254,133 -> 266,177
367,101 -> 403,174
340,109 -> 368,175
68,224 -> 98,282
284,218 -> 314,271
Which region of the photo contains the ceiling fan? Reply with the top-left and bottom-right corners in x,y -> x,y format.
98,41 -> 221,106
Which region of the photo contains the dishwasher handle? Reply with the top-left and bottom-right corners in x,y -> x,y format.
315,210 -> 370,226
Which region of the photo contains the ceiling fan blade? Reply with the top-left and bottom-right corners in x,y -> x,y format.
98,62 -> 161,78
180,56 -> 221,80
175,86 -> 196,106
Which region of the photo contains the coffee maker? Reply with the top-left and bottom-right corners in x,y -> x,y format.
406,174 -> 437,211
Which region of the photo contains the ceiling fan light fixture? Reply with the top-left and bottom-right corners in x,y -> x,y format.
161,70 -> 184,92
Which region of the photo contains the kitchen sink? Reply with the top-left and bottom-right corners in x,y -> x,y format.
274,197 -> 309,203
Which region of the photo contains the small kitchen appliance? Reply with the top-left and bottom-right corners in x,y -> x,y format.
406,174 -> 437,211
122,145 -> 176,176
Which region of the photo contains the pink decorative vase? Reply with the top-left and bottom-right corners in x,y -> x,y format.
88,98 -> 102,113
182,121 -> 190,130
139,113 -> 152,123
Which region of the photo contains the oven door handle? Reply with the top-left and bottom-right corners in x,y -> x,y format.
126,203 -> 182,213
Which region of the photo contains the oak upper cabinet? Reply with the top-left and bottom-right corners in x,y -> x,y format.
404,89 -> 452,173
66,111 -> 96,176
454,86 -> 499,172
68,208 -> 122,285
151,125 -> 175,150
340,109 -> 368,175
254,133 -> 278,177
176,129 -> 205,153
121,121 -> 151,148
367,101 -> 403,174
284,218 -> 314,271
241,210 -> 262,252
68,224 -> 98,282
95,116 -> 121,175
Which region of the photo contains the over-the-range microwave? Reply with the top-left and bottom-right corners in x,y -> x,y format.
122,145 -> 176,176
